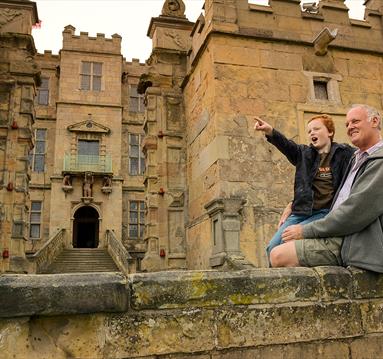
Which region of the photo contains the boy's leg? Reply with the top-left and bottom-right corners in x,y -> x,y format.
299,209 -> 329,226
266,214 -> 305,259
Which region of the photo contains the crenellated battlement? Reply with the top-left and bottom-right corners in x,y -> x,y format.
190,0 -> 383,66
126,58 -> 146,66
36,50 -> 60,60
62,24 -> 121,55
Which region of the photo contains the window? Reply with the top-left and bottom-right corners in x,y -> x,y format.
36,78 -> 49,105
80,62 -> 102,91
129,85 -> 145,113
129,134 -> 145,175
31,129 -> 46,172
77,139 -> 100,169
313,80 -> 328,100
12,222 -> 24,238
29,201 -> 42,239
78,140 -> 99,156
129,201 -> 145,239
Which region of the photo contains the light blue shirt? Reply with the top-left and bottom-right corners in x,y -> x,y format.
332,139 -> 383,211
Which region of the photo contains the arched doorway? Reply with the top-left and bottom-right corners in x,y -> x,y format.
72,206 -> 99,248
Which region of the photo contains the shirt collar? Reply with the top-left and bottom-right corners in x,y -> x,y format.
354,139 -> 383,157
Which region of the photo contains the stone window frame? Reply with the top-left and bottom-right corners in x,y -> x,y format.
29,201 -> 42,240
128,133 -> 145,176
36,77 -> 49,105
128,200 -> 145,239
304,71 -> 342,104
30,128 -> 47,173
80,61 -> 103,92
129,84 -> 145,113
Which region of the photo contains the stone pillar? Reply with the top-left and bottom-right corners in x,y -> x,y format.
205,197 -> 254,270
0,0 -> 40,273
140,0 -> 193,272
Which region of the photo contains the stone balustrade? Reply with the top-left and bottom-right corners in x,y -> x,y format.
106,229 -> 132,276
30,228 -> 66,273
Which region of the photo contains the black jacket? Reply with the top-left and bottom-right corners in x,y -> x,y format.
266,129 -> 355,215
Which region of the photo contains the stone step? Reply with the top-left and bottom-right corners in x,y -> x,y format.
43,248 -> 120,274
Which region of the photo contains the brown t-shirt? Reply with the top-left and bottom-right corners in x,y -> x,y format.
312,152 -> 333,210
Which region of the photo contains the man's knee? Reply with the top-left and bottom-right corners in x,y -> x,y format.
270,242 -> 299,267
270,246 -> 284,267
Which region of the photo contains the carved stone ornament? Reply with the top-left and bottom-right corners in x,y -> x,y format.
313,27 -> 338,56
67,120 -> 110,134
62,175 -> 73,193
161,0 -> 186,18
0,9 -> 22,28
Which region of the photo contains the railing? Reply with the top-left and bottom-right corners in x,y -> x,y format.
63,153 -> 112,173
30,228 -> 66,274
106,230 -> 131,277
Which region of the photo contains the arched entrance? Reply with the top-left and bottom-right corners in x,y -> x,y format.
72,206 -> 99,248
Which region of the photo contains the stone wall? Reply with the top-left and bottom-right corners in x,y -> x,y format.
183,0 -> 383,269
1,267 -> 383,358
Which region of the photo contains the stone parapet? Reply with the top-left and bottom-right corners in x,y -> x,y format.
62,25 -> 121,55
1,267 -> 383,358
0,272 -> 128,317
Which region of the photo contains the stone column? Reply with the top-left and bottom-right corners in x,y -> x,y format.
140,0 -> 193,271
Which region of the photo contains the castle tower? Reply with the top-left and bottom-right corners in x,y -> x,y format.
0,0 -> 40,272
140,0 -> 194,271
47,25 -> 124,249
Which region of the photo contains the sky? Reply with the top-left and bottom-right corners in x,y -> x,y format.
32,0 -> 366,62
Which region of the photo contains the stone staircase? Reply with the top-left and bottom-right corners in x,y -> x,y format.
43,248 -> 120,274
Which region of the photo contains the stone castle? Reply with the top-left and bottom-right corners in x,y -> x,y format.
2,1 -> 383,357
2,0 -> 381,275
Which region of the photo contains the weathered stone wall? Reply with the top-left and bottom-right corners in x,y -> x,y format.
1,267 -> 383,358
183,0 -> 383,269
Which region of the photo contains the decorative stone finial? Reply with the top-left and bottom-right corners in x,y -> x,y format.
161,0 -> 186,18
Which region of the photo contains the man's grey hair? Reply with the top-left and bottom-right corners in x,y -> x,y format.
351,104 -> 382,129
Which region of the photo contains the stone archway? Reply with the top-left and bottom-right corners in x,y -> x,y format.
72,206 -> 99,248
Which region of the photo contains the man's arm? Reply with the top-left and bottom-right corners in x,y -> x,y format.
303,158 -> 383,239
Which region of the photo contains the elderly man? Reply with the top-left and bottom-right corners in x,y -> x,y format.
270,104 -> 383,272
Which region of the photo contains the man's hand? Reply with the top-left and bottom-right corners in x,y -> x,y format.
282,224 -> 303,242
254,116 -> 273,136
278,202 -> 292,228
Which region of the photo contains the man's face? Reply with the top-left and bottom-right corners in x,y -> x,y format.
346,107 -> 378,151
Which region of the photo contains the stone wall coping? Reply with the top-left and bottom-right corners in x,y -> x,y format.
1,267 -> 383,318
0,272 -> 128,318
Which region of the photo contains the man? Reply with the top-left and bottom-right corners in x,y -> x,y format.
270,104 -> 383,273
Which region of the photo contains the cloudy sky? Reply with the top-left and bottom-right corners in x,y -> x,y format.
32,0 -> 366,62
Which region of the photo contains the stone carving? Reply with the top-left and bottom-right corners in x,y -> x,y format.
164,30 -> 187,49
62,174 -> 73,193
313,27 -> 338,56
63,175 -> 71,186
0,9 -> 22,28
82,173 -> 93,198
101,176 -> 112,194
161,0 -> 185,18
